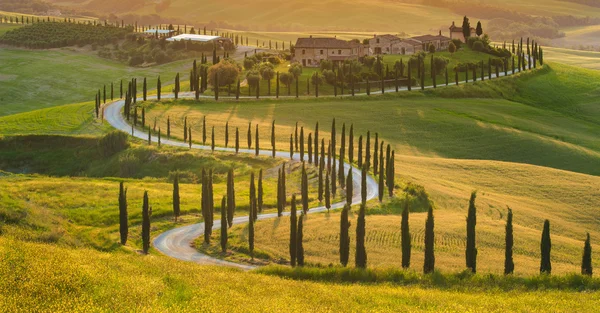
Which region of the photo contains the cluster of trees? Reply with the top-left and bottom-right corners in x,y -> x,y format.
0,21 -> 133,49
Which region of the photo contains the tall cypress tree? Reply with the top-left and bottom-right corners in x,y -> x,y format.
582,233 -> 593,276
143,77 -> 147,101
314,122 -> 319,166
235,127 -> 240,154
358,135 -> 363,167
227,169 -> 235,227
183,117 -> 187,142
301,163 -> 309,214
289,134 -> 293,159
504,208 -> 514,275
318,158 -> 324,203
338,123 -> 346,188
247,122 -> 252,149
202,116 -> 207,144
211,126 -> 215,152
423,205 -> 435,274
401,197 -> 411,268
308,133 -> 313,164
141,191 -> 151,254
325,171 -> 331,210
466,191 -> 478,273
349,124 -> 354,164
220,196 -> 228,253
118,182 -> 128,245
540,220 -> 552,274
255,124 -> 259,156
300,127 -> 305,162
365,131 -> 371,170
378,160 -> 384,202
297,213 -> 305,266
361,165 -> 367,206
258,169 -> 264,213
346,168 -> 353,205
249,172 -> 256,222
271,120 -> 276,158
248,197 -> 255,259
290,194 -> 298,267
173,174 -> 180,221
225,122 -> 229,148
340,203 -> 350,267
355,203 -> 367,268
294,122 -> 299,152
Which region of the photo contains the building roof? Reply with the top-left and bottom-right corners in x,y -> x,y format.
144,29 -> 174,34
295,37 -> 359,49
411,34 -> 443,42
401,38 -> 422,46
449,22 -> 476,32
373,34 -> 401,42
166,34 -> 230,42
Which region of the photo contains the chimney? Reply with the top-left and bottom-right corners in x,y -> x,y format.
439,30 -> 442,36
309,35 -> 313,38
452,21 -> 455,27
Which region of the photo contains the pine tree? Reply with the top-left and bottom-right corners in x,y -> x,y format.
502,207 -> 515,275
355,203 -> 367,268
540,219 -> 552,274
466,191 -> 478,273
340,203 -> 350,267
119,182 -> 128,245
141,191 -> 151,254
423,205 -> 435,274
173,174 -> 180,221
290,194 -> 298,266
582,233 -> 593,276
227,169 -> 235,227
220,196 -> 228,253
297,213 -> 305,266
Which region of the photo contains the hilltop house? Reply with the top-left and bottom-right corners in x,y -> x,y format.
367,31 -> 451,56
411,31 -> 452,51
449,21 -> 476,43
369,34 -> 402,55
293,36 -> 365,67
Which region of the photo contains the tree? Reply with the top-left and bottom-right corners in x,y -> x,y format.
582,233 -> 593,276
346,168 -> 353,205
157,76 -> 162,100
289,62 -> 303,79
280,72 -> 294,94
143,77 -> 147,101
423,205 -> 435,274
141,191 -> 151,254
247,122 -> 252,149
540,220 -> 552,274
220,196 -> 228,253
466,191 -> 478,273
378,159 -> 384,202
258,169 -> 264,213
325,171 -> 331,210
504,208 -> 514,275
301,163 -> 309,214
348,124 -> 354,164
428,43 -> 436,54
118,182 -> 128,245
462,16 -> 471,40
355,203 -> 367,268
297,213 -> 305,266
173,174 -> 180,221
248,197 -> 255,259
300,127 -> 305,162
290,194 -> 298,266
365,131 -> 371,170
340,203 -> 350,267
258,62 -> 276,95
401,196 -> 411,269
271,120 -> 276,158
361,165 -> 367,206
235,127 -> 239,154
387,150 -> 395,197
476,21 -> 483,37
225,122 -> 229,148
227,169 -> 235,227
208,59 -> 240,87
255,124 -> 260,156
449,42 -> 457,55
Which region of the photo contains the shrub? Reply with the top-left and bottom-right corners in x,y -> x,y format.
472,41 -> 485,52
128,55 -> 144,66
243,57 -> 256,70
322,70 -> 336,85
208,59 -> 241,87
289,62 -> 303,78
311,72 -> 323,86
320,59 -> 333,71
118,153 -> 139,177
432,56 -> 449,73
98,131 -> 129,157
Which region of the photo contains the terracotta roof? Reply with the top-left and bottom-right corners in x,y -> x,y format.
295,37 -> 359,49
374,34 -> 401,42
401,38 -> 422,46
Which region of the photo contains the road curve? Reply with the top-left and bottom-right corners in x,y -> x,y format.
103,65 -> 524,269
104,97 -> 378,270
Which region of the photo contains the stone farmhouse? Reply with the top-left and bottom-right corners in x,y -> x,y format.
449,21 -> 476,43
367,30 -> 451,56
292,36 -> 365,67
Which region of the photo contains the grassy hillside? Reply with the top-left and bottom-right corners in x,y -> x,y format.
0,48 -> 192,116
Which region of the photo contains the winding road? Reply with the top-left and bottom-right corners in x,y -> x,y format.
103,64 -> 524,269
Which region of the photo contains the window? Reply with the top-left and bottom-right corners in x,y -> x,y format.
376,38 -> 380,44
320,50 -> 324,55
308,59 -> 312,65
302,49 -> 305,55
338,50 -> 342,54
332,50 -> 335,54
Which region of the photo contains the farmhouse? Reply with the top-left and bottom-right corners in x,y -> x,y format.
411,31 -> 452,51
293,36 -> 365,67
367,31 -> 451,56
449,21 -> 476,43
369,34 -> 402,55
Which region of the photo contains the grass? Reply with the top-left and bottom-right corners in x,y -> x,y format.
0,48 -> 193,116
543,46 -> 600,70
2,237 -> 598,312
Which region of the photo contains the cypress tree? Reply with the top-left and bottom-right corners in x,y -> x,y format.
271,120 -> 276,158
346,168 -> 353,205
297,213 -> 305,266
301,163 -> 309,214
378,159 -> 384,202
258,169 -> 263,213
423,205 -> 435,274
220,196 -> 228,253
277,169 -> 283,216
188,127 -> 192,149
173,174 -> 180,221
582,233 -> 593,276
248,197 -> 255,259
255,124 -> 259,156
340,203 -> 350,267
300,127 -> 305,162
118,182 -> 128,245
211,126 -> 215,152
355,203 -> 367,268
203,116 -> 207,144
325,171 -> 331,210
141,191 -> 151,254
294,122 -> 299,152
120,80 -> 123,99
111,82 -> 114,100
361,165 -> 367,206
247,122 -> 252,149
227,169 -> 235,227
143,77 -> 147,101
314,122 -> 319,166
141,107 -> 146,128
103,85 -> 106,104
225,122 -> 229,147
466,191 -> 478,273
148,128 -> 151,145
308,133 -> 313,164
289,134 -> 293,159
365,131 -> 371,170
407,61 -> 412,91
290,194 -> 298,266
235,127 -> 240,154
167,116 -> 170,138
249,172 -> 256,222
183,117 -> 187,142
374,133 -> 379,175
338,123 -> 346,188
540,220 -> 552,274
349,124 -> 354,164
401,197 -> 411,268
318,158 -> 324,203
504,208 -> 514,275
358,135 -> 363,167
